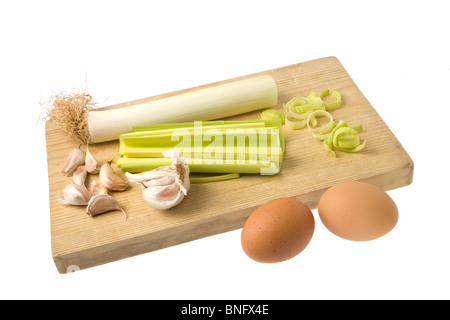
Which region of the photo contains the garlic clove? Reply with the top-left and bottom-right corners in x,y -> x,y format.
73,165 -> 88,186
125,149 -> 190,210
58,183 -> 92,205
86,194 -> 127,220
62,145 -> 85,176
143,174 -> 175,188
124,166 -> 170,183
141,183 -> 186,210
125,167 -> 176,188
85,145 -> 100,174
91,180 -> 108,195
99,162 -> 128,191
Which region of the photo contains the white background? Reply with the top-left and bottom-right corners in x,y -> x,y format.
1,0 -> 449,300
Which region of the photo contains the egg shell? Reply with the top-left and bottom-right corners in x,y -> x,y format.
318,181 -> 398,241
241,198 -> 315,263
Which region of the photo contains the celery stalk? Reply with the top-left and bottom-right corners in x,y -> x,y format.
117,119 -> 284,175
117,157 -> 282,174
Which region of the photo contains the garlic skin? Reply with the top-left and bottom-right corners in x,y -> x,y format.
99,162 -> 128,191
58,183 -> 93,205
62,145 -> 85,176
125,149 -> 190,210
86,194 -> 127,220
85,146 -> 100,174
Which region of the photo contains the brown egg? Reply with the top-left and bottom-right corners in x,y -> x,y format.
241,198 -> 315,263
318,181 -> 398,241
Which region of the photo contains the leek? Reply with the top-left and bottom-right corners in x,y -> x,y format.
284,90 -> 342,130
117,120 -> 284,175
309,89 -> 342,111
117,157 -> 280,174
189,173 -> 240,183
87,76 -> 278,143
260,109 -> 285,124
313,120 -> 366,157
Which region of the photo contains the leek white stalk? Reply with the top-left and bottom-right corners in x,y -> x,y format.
87,76 -> 278,143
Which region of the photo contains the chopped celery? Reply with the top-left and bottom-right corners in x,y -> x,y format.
118,120 -> 285,175
117,157 -> 282,174
190,173 -> 240,183
260,109 -> 285,124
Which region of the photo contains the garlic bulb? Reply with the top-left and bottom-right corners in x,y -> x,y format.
125,149 -> 190,210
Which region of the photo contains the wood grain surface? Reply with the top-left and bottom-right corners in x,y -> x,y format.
45,56 -> 413,273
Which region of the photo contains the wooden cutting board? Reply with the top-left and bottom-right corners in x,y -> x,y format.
45,56 -> 413,273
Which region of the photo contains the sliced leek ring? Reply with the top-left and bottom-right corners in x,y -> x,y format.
285,112 -> 307,129
318,120 -> 366,157
283,97 -> 311,113
283,90 -> 365,156
306,110 -> 335,135
260,109 -> 285,124
294,97 -> 324,113
320,89 -> 342,111
283,96 -> 325,130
